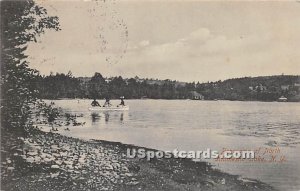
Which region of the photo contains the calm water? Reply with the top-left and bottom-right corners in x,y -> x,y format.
44,99 -> 300,191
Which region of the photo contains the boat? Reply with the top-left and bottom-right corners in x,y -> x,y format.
88,105 -> 129,111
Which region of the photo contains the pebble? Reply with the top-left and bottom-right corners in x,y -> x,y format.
105,164 -> 113,170
124,173 -> 133,177
51,172 -> 60,178
55,160 -> 63,165
51,165 -> 60,169
221,178 -> 226,185
26,157 -> 35,163
7,167 -> 15,170
127,181 -> 139,185
27,151 -> 38,156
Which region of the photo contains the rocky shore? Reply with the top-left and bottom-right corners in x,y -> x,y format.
1,128 -> 275,191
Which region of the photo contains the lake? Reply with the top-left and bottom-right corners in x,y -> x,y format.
43,99 -> 300,191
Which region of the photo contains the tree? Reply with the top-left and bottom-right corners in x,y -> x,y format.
88,72 -> 107,98
1,0 -> 60,132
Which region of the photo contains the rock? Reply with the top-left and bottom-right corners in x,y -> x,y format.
78,158 -> 85,164
26,157 -> 35,163
62,146 -> 71,152
105,165 -> 113,170
55,160 -> 63,165
60,151 -> 68,157
51,145 -> 59,151
44,157 -> 53,163
124,173 -> 133,177
50,172 -> 60,178
126,181 -> 139,185
20,155 -> 26,159
237,177 -> 258,183
34,156 -> 41,163
221,178 -> 226,185
7,167 -> 15,170
66,165 -> 74,169
63,160 -> 73,165
27,151 -> 38,156
51,165 -> 60,169
15,148 -> 23,152
40,153 -> 47,159
52,153 -> 60,158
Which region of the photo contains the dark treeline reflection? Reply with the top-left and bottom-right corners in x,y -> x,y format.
91,113 -> 100,123
91,112 -> 125,124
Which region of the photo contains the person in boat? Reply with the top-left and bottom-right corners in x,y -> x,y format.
103,97 -> 112,107
91,98 -> 101,107
119,96 -> 125,106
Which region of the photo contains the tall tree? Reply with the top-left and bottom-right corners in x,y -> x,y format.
1,0 -> 60,132
88,72 -> 107,98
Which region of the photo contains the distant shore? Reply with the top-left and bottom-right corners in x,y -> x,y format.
53,97 -> 300,103
35,74 -> 300,102
1,128 -> 275,191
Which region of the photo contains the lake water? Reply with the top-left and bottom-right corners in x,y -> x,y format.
44,99 -> 300,191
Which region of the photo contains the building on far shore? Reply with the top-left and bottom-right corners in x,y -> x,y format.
294,83 -> 300,91
189,91 -> 204,100
281,85 -> 289,91
278,96 -> 288,102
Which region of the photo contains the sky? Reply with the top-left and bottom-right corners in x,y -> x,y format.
26,0 -> 300,82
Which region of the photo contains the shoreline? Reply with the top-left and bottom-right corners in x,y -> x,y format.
1,128 -> 276,191
48,98 -> 300,103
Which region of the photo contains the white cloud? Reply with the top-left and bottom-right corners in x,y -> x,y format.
139,40 -> 150,47
186,28 -> 211,42
119,27 -> 300,81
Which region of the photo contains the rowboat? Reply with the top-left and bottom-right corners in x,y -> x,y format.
88,105 -> 129,111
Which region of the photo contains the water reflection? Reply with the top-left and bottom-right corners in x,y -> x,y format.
104,112 -> 110,123
120,113 -> 124,123
91,112 -> 100,123
90,111 -> 127,124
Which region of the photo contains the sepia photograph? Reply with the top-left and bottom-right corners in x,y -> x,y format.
1,0 -> 300,190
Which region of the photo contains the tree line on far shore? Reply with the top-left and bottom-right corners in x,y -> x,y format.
32,72 -> 300,102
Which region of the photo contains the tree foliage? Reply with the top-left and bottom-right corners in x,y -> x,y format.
34,73 -> 300,102
1,0 -> 60,131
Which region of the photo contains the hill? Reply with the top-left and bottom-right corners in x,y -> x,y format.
33,73 -> 300,102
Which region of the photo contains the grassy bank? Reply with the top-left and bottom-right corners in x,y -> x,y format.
1,127 -> 275,191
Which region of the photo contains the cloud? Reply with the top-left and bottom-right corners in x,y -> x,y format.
129,28 -> 245,62
139,40 -> 150,47
185,28 -> 211,42
119,27 -> 300,81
